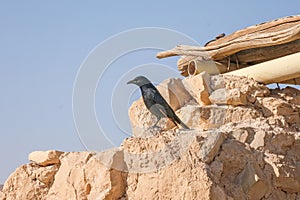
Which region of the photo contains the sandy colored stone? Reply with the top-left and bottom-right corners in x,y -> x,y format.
28,150 -> 64,167
199,131 -> 226,163
276,86 -> 300,106
177,104 -> 262,130
2,75 -> 300,200
209,75 -> 269,106
125,130 -> 229,200
257,96 -> 295,117
182,71 -> 212,105
45,152 -> 127,200
156,77 -> 192,110
250,130 -> 266,149
1,163 -> 56,200
0,185 -> 3,200
231,128 -> 252,143
209,88 -> 248,106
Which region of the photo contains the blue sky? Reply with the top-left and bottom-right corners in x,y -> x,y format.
0,1 -> 299,183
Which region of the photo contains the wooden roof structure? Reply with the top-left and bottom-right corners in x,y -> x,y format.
157,15 -> 300,85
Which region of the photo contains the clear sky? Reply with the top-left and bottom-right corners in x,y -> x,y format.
0,1 -> 300,183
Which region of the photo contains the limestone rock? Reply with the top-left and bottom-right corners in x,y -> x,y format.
199,131 -> 226,163
177,104 -> 262,130
2,75 -> 300,200
1,163 -> 57,200
0,185 -> 3,200
257,97 -> 294,117
182,71 -> 212,105
128,99 -> 158,136
276,86 -> 300,106
209,75 -> 269,106
236,162 -> 268,200
45,152 -> 127,200
28,150 -> 64,166
250,130 -> 266,149
124,130 -> 229,200
209,88 -> 248,106
156,77 -> 192,110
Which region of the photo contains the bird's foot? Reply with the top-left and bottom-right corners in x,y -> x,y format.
150,125 -> 162,130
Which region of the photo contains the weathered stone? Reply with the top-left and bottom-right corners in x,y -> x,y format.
209,75 -> 269,106
157,77 -> 192,110
125,131 -> 229,200
0,185 -> 3,199
209,88 -> 227,104
28,150 -> 64,166
209,160 -> 223,183
231,128 -> 252,143
210,75 -> 225,90
128,99 -> 159,136
2,75 -> 300,200
209,88 -> 248,106
247,180 -> 268,200
250,130 -> 266,149
236,162 -> 257,193
257,97 -> 294,117
182,72 -> 212,105
199,131 -> 226,163
45,152 -> 127,200
277,86 -> 300,105
177,104 -> 262,130
276,176 -> 300,193
210,185 -> 228,200
1,163 -> 54,200
236,162 -> 268,199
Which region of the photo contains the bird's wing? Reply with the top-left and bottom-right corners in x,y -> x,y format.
141,85 -> 190,129
145,87 -> 176,116
142,88 -> 170,116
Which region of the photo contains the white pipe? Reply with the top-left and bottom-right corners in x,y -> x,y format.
225,52 -> 300,84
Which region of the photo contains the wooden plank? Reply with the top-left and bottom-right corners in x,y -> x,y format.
206,15 -> 300,46
233,39 -> 300,65
157,15 -> 300,77
156,22 -> 300,60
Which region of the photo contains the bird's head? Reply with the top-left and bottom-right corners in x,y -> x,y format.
127,76 -> 151,87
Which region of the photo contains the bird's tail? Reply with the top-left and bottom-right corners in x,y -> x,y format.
174,115 -> 190,129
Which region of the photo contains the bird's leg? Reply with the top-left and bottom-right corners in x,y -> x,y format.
276,83 -> 281,90
152,117 -> 161,128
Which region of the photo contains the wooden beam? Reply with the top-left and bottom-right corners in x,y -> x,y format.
156,23 -> 300,60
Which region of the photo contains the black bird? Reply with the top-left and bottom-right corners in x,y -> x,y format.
127,76 -> 189,129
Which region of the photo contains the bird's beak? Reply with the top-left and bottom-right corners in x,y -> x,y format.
127,79 -> 135,85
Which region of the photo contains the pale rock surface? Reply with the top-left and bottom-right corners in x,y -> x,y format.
28,150 -> 63,166
182,71 -> 212,105
156,77 -> 192,110
44,152 -> 127,200
0,185 -> 3,199
2,75 -> 300,200
177,104 -> 262,130
1,163 -> 58,200
209,75 -> 270,105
